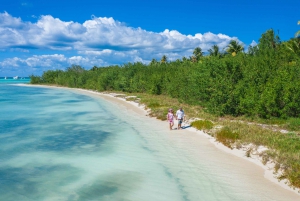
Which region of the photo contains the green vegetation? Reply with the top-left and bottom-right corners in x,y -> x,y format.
225,40 -> 244,56
30,28 -> 300,189
190,120 -> 214,130
296,20 -> 300,37
31,29 -> 300,119
215,127 -> 239,149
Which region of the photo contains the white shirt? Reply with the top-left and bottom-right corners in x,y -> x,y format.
176,109 -> 184,119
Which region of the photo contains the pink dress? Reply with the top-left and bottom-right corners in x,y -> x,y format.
167,112 -> 174,123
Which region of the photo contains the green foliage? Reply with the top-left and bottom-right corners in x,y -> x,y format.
147,101 -> 161,108
191,47 -> 203,62
286,118 -> 300,131
258,29 -> 280,52
31,29 -> 300,119
295,20 -> 300,37
29,74 -> 43,84
161,55 -> 167,63
225,40 -> 244,56
215,127 -> 240,149
190,120 -> 214,130
285,38 -> 300,57
208,45 -> 222,58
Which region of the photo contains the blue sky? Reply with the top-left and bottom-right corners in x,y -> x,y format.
0,0 -> 299,76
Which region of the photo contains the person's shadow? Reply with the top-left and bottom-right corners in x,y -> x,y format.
176,125 -> 191,129
182,125 -> 191,129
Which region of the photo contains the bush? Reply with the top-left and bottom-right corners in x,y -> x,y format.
29,75 -> 43,84
286,118 -> 300,131
148,101 -> 161,108
190,120 -> 214,130
215,127 -> 240,149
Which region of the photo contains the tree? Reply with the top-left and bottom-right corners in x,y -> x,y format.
191,47 -> 203,62
208,45 -> 221,57
161,55 -> 167,63
258,29 -> 280,51
247,45 -> 259,56
66,64 -> 85,73
90,66 -> 98,71
150,58 -> 158,65
285,38 -> 300,57
225,40 -> 244,56
296,20 -> 300,38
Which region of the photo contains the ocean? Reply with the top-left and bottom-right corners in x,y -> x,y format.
0,78 -> 298,201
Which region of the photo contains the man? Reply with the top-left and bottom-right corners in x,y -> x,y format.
176,107 -> 185,129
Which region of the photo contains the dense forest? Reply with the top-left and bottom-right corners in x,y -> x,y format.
31,29 -> 300,119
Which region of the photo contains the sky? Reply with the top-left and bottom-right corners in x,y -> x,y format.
0,0 -> 299,76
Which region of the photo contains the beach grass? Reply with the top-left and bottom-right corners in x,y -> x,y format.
215,126 -> 240,149
190,120 -> 214,130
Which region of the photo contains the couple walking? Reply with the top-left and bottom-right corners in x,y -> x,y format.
167,107 -> 185,130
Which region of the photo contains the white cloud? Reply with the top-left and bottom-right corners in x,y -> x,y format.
0,54 -> 110,75
78,50 -> 113,56
250,40 -> 257,47
0,54 -> 68,72
0,11 -> 23,28
0,12 -> 243,76
0,12 -> 236,53
0,57 -> 21,67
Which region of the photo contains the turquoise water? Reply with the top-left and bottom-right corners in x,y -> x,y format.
0,77 -> 31,84
0,80 -> 299,201
0,81 -> 185,201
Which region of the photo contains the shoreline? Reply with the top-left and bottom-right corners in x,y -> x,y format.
18,84 -> 300,196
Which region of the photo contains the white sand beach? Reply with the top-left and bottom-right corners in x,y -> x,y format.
18,84 -> 300,200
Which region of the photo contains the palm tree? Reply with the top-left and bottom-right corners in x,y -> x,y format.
296,20 -> 300,38
192,47 -> 203,62
150,58 -> 158,65
90,66 -> 98,71
208,45 -> 221,57
225,40 -> 244,56
161,55 -> 167,63
190,56 -> 197,63
182,57 -> 188,61
285,38 -> 300,56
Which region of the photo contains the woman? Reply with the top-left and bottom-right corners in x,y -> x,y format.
167,108 -> 174,130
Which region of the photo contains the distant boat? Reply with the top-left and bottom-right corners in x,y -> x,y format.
4,76 -> 7,79
13,76 -> 19,79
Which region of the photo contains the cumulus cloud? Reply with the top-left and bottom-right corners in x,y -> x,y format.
0,11 -> 236,52
249,40 -> 257,47
0,12 -> 241,76
0,54 -> 66,69
0,54 -> 112,75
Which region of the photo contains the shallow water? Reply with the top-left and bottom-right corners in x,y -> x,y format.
0,81 -> 299,201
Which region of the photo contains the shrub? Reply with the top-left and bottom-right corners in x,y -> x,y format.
286,118 -> 300,131
147,101 -> 161,108
215,127 -> 240,149
190,120 -> 214,130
